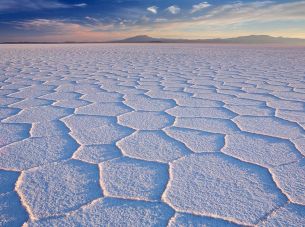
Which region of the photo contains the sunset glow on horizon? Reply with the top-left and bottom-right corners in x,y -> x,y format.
0,0 -> 305,42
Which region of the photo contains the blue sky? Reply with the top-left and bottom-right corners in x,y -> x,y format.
0,0 -> 304,42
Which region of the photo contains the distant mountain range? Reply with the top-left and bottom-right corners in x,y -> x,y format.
2,35 -> 305,45
112,35 -> 305,45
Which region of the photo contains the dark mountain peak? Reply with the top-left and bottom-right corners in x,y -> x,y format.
130,35 -> 152,39
114,35 -> 161,43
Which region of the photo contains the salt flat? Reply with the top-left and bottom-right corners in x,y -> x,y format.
0,44 -> 304,226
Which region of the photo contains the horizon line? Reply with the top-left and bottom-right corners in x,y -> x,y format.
1,34 -> 305,45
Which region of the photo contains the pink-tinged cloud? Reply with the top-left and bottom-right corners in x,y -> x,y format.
9,19 -> 121,42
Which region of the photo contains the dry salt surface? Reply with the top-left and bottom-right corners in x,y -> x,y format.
0,44 -> 305,227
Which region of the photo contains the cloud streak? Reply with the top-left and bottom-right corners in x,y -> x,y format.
5,18 -> 123,42
166,5 -> 180,15
0,0 -> 87,12
192,1 -> 305,25
191,2 -> 211,13
142,1 -> 305,38
147,6 -> 158,14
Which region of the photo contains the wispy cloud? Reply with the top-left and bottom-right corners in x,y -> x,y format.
147,6 -> 158,14
0,0 -> 87,12
85,16 -> 99,23
192,1 -> 305,24
137,1 -> 305,39
74,3 -> 87,8
155,18 -> 168,23
7,18 -> 121,42
14,19 -> 82,33
166,5 -> 180,15
191,2 -> 211,13
15,18 -> 115,33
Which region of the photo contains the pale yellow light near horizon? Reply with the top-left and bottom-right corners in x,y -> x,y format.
3,0 -> 305,42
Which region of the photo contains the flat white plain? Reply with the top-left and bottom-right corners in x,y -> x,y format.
0,44 -> 304,226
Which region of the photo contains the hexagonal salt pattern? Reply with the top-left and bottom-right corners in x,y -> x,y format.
1,44 -> 304,225
100,157 -> 168,200
163,153 -> 286,225
117,131 -> 190,163
270,159 -> 305,205
233,116 -> 304,140
16,160 -> 101,219
63,115 -> 133,145
118,111 -> 174,130
164,127 -> 224,152
0,123 -> 30,147
27,198 -> 174,227
258,203 -> 305,226
166,106 -> 236,119
3,106 -> 73,123
0,170 -> 28,226
0,136 -> 78,171
123,94 -> 175,111
222,132 -> 301,168
168,213 -> 239,227
76,102 -> 132,116
73,145 -> 121,164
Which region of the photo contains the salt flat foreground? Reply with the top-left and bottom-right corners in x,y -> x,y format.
0,44 -> 304,226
